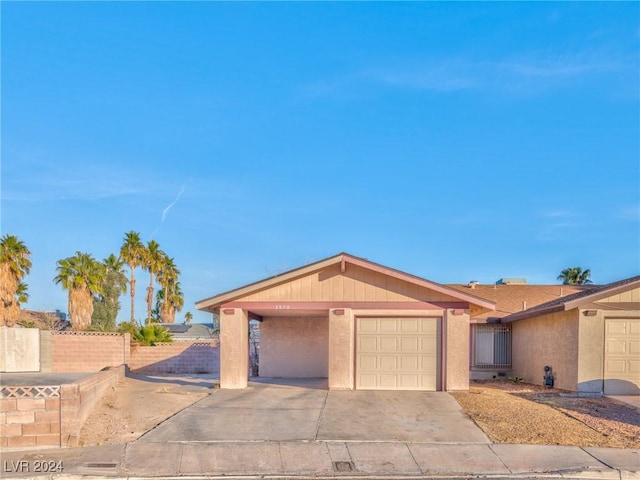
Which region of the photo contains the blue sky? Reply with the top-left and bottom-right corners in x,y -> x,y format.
2,2 -> 638,324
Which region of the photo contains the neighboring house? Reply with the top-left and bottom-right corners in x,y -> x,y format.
501,276 -> 640,395
159,323 -> 217,341
447,281 -> 590,380
197,252 -> 495,391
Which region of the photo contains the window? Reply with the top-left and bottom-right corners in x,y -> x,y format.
472,324 -> 511,369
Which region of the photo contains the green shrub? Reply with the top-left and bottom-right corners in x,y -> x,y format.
117,321 -> 172,346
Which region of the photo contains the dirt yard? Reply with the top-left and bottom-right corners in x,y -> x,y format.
80,376 -> 639,448
79,373 -> 213,446
451,381 -> 640,448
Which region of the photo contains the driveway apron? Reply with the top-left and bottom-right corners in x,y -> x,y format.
138,381 -> 489,444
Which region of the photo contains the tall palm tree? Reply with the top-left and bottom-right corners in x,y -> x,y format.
156,256 -> 181,323
0,234 -> 32,326
54,252 -> 104,331
142,240 -> 165,324
557,267 -> 593,285
119,231 -> 145,324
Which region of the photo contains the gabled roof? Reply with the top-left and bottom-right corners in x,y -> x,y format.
446,284 -> 590,321
501,275 -> 640,323
196,252 -> 496,312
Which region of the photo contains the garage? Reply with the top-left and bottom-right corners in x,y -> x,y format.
604,317 -> 640,395
196,252 -> 495,391
356,317 -> 440,390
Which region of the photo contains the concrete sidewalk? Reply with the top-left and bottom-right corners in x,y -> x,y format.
2,441 -> 639,479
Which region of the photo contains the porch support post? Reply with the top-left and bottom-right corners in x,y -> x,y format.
445,308 -> 470,391
328,307 -> 354,390
220,308 -> 249,389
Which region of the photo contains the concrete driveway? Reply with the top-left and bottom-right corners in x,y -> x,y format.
138,379 -> 489,444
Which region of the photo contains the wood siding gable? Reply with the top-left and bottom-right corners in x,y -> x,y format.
235,263 -> 463,303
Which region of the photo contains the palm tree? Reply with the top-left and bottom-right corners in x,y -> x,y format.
54,252 -> 105,331
557,267 -> 593,285
165,281 -> 184,323
0,234 -> 32,326
142,240 -> 165,324
119,231 -> 145,324
91,254 -> 128,331
156,256 -> 181,323
184,311 -> 193,324
15,282 -> 29,306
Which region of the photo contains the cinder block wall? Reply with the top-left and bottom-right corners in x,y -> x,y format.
0,390 -> 61,448
50,332 -> 130,372
60,366 -> 125,447
0,366 -> 125,448
129,342 -> 219,374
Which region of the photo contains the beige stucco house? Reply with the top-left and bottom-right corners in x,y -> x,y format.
196,253 -> 495,391
502,276 -> 640,395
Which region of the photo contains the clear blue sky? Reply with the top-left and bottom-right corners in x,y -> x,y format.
2,2 -> 638,324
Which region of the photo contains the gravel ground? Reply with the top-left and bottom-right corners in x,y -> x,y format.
451,381 -> 640,448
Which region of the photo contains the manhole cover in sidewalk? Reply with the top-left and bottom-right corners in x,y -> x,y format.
333,461 -> 354,472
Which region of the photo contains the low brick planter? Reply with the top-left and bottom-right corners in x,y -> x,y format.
1,365 -> 125,448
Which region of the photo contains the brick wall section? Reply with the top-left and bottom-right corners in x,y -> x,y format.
0,395 -> 61,448
51,332 -> 130,372
129,341 -> 219,374
1,366 -> 124,448
60,366 -> 125,447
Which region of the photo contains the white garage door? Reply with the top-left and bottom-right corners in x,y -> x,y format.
356,317 -> 440,391
604,318 -> 640,395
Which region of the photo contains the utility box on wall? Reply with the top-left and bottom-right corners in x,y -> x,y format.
0,326 -> 40,372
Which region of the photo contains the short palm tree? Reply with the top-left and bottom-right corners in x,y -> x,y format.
119,231 -> 145,324
0,234 -> 32,326
54,252 -> 105,331
557,267 -> 592,285
184,311 -> 193,324
142,240 -> 165,324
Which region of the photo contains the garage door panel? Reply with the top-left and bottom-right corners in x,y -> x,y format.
398,374 -> 419,389
379,375 -> 398,389
607,340 -> 627,355
359,318 -> 378,332
400,337 -> 419,351
380,337 -> 398,351
604,318 -> 640,395
401,318 -> 419,332
400,355 -> 419,370
607,321 -> 627,335
420,337 -> 437,352
359,355 -> 377,369
380,318 -> 398,332
380,356 -> 397,369
356,317 -> 440,391
359,337 -> 378,351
